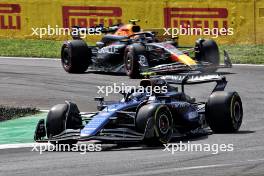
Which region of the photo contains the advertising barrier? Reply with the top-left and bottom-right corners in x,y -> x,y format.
0,0 -> 263,44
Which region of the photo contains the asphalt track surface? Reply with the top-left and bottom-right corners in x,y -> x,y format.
0,57 -> 264,176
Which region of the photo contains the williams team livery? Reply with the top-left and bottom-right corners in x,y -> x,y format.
34,74 -> 243,145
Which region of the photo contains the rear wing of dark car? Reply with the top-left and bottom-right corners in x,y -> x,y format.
158,74 -> 227,93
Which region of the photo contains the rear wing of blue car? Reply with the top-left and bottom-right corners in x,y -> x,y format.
158,74 -> 227,93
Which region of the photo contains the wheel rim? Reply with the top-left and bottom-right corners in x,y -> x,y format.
233,101 -> 241,122
62,49 -> 71,68
158,113 -> 170,135
126,53 -> 132,71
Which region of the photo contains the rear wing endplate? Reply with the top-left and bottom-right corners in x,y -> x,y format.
158,74 -> 227,92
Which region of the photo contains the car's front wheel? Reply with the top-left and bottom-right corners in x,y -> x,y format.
46,103 -> 81,146
152,105 -> 173,144
136,104 -> 173,145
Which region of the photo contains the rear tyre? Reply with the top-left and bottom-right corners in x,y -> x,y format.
124,43 -> 147,79
195,39 -> 220,72
206,91 -> 243,133
124,47 -> 140,79
61,40 -> 91,73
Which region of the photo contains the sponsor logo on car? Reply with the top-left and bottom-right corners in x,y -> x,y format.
0,4 -> 21,29
62,6 -> 122,28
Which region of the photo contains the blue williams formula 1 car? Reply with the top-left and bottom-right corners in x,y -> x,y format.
34,75 -> 243,145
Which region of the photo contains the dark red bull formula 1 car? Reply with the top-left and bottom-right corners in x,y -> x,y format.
61,20 -> 232,78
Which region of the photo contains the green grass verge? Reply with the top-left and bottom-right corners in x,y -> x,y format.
0,105 -> 39,122
219,45 -> 264,64
0,112 -> 47,144
0,39 -> 62,58
0,39 -> 263,64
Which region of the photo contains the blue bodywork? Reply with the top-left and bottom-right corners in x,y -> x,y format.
80,99 -> 141,137
34,75 -> 228,144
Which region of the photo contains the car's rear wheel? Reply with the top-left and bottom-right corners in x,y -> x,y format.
195,39 -> 220,72
206,91 -> 243,133
61,40 -> 91,73
124,47 -> 141,79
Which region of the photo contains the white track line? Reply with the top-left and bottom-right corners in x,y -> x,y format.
232,63 -> 264,67
0,143 -> 36,149
107,158 -> 264,176
40,110 -> 91,114
0,56 -> 59,61
0,143 -> 56,150
1,143 -> 263,176
0,57 -> 263,66
39,110 -> 49,112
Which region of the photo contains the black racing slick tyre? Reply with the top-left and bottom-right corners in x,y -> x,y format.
195,39 -> 220,72
136,104 -> 173,145
124,45 -> 146,79
153,105 -> 173,144
46,103 -> 78,146
206,91 -> 243,133
61,40 -> 91,73
46,104 -> 68,138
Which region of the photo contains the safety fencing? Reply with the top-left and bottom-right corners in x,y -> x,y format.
0,0 -> 263,44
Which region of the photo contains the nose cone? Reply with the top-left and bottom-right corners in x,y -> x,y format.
80,112 -> 110,137
80,128 -> 94,137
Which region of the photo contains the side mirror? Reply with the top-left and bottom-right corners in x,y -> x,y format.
94,97 -> 104,102
119,90 -> 126,96
96,42 -> 104,48
94,97 -> 105,111
120,38 -> 132,44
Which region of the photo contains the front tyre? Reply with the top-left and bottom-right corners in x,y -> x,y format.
46,103 -> 80,146
46,104 -> 68,138
153,105 -> 173,144
136,104 -> 173,145
61,40 -> 91,73
206,91 -> 243,133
